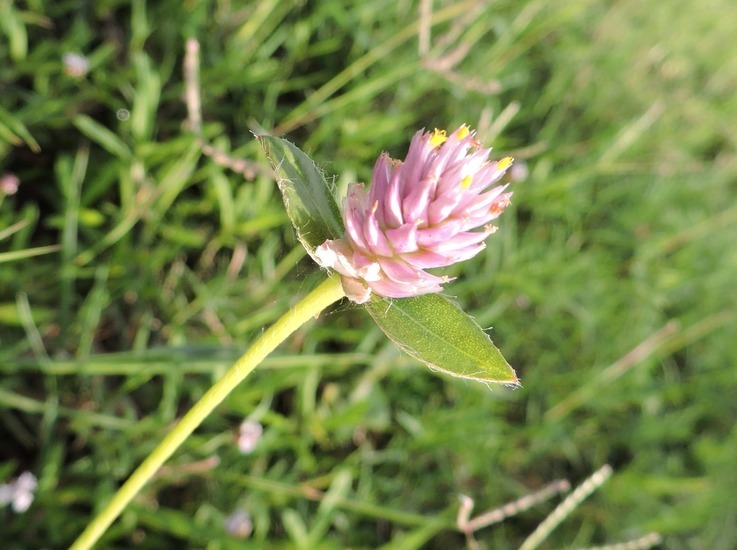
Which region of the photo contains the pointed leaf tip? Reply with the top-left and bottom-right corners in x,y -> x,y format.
257,135 -> 344,259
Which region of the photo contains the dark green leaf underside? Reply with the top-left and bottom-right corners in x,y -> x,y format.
257,135 -> 344,259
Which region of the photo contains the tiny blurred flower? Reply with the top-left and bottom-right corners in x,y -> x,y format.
62,53 -> 90,78
316,125 -> 513,303
237,420 -> 263,454
0,173 -> 20,195
0,471 -> 37,513
224,508 -> 253,538
0,483 -> 13,505
509,158 -> 529,183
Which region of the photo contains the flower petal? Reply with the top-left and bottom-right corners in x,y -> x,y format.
322,124 -> 512,302
384,222 -> 420,254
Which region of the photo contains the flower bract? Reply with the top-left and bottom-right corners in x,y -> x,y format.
316,125 -> 513,303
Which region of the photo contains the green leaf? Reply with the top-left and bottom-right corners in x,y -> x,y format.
73,115 -> 131,160
257,135 -> 344,260
0,104 -> 40,152
365,293 -> 518,385
0,1 -> 28,61
0,245 -> 60,264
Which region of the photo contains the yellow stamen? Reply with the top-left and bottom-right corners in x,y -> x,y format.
461,175 -> 473,189
456,124 -> 470,140
497,156 -> 514,171
430,129 -> 448,147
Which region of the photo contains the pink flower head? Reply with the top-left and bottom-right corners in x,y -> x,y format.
316,125 -> 513,303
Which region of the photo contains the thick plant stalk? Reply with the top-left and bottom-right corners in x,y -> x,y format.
70,276 -> 345,550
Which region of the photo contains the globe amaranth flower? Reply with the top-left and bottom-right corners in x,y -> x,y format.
315,125 -> 513,303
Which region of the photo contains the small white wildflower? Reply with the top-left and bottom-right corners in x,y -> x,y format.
62,53 -> 90,77
224,508 -> 253,538
0,173 -> 20,195
0,471 -> 37,513
237,420 -> 263,454
509,159 -> 529,183
0,483 -> 15,506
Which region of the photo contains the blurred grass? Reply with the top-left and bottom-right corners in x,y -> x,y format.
1,0 -> 736,548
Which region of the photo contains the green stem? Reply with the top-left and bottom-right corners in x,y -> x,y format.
70,276 -> 345,550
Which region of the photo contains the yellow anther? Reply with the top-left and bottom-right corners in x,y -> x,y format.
430,129 -> 448,147
497,156 -> 514,171
461,175 -> 473,189
457,125 -> 470,140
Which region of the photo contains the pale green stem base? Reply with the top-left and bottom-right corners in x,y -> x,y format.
70,276 -> 345,550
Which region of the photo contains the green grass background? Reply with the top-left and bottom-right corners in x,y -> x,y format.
2,0 -> 736,548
